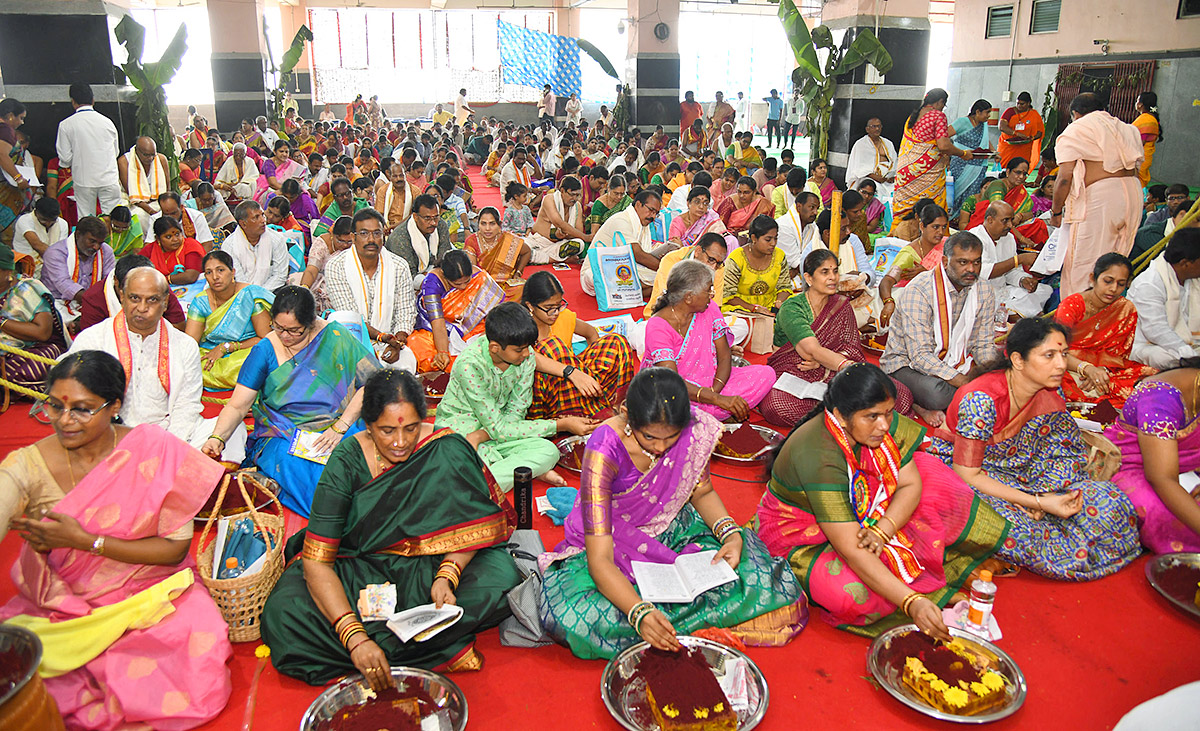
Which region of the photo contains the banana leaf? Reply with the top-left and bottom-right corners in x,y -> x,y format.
280,25 -> 313,77
578,39 -> 619,80
832,28 -> 894,76
810,25 -> 834,50
778,0 -> 821,82
113,15 -> 145,68
144,24 -> 188,88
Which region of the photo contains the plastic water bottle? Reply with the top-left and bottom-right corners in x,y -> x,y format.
219,556 -> 242,580
967,569 -> 997,631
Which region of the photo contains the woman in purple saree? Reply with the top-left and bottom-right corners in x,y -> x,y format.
1106,368 -> 1200,553
538,369 -> 806,659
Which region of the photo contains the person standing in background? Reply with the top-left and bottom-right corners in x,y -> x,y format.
1131,91 -> 1162,189
539,85 -> 557,124
56,83 -> 121,220
680,90 -> 704,133
735,91 -> 752,134
455,88 -> 474,126
782,88 -> 804,148
762,89 -> 784,148
996,91 -> 1044,170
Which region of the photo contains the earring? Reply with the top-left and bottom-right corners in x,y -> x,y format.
624,423 -> 633,437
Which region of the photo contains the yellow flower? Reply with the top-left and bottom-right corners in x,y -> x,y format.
255,645 -> 271,659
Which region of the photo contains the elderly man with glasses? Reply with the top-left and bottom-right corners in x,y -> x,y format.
67,265 -> 247,462
385,193 -> 454,288
326,209 -> 417,370
220,200 -> 291,290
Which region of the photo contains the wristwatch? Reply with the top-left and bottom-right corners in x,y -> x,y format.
561,365 -> 575,379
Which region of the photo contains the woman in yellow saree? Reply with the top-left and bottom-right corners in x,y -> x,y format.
1132,92 -> 1162,189
891,89 -> 978,228
725,131 -> 763,175
408,250 -> 505,373
463,207 -> 531,288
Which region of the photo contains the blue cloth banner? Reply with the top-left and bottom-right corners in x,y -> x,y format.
497,20 -> 581,96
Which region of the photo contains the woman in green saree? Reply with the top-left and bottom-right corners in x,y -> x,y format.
754,363 -> 1009,638
104,206 -> 144,257
184,250 -> 273,390
260,369 -> 521,686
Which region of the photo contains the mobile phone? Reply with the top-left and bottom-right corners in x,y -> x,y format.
552,263 -> 570,271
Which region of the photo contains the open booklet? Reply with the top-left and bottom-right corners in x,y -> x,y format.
386,603 -> 465,643
631,550 -> 738,604
288,429 -> 333,465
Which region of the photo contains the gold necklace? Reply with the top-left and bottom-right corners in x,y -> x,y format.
65,425 -> 116,489
1192,370 -> 1200,420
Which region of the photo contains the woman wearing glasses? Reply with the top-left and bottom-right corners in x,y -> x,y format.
184,250 -> 274,390
0,351 -> 233,729
202,285 -> 380,516
521,271 -> 636,420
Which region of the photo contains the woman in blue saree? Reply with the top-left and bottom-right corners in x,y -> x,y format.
537,368 -> 807,660
947,99 -> 993,215
202,286 -> 380,515
184,250 -> 273,390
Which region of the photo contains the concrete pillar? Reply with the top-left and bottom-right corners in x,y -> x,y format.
0,0 -> 139,164
278,1 -> 312,120
207,0 -> 271,131
821,0 -> 931,186
627,0 -> 680,133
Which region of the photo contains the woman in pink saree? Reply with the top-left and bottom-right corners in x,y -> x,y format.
641,259 -> 775,421
715,176 -> 776,237
0,351 -> 232,730
255,139 -> 305,204
667,186 -> 736,249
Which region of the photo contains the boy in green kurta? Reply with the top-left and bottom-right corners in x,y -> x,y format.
434,302 -> 596,491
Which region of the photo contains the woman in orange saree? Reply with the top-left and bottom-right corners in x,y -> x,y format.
0,352 -> 232,730
464,207 -> 532,296
965,157 -> 1049,247
996,92 -> 1044,171
891,89 -> 977,229
408,250 -> 505,373
1054,253 -> 1155,408
1132,92 -> 1162,189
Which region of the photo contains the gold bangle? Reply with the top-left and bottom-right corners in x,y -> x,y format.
1035,494 -> 1043,511
878,515 -> 898,535
901,591 -> 923,617
867,524 -> 890,543
330,420 -> 347,435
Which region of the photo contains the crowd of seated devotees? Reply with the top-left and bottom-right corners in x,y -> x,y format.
0,95 -> 1195,728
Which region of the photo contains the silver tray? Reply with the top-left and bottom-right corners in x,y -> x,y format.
556,434 -> 588,474
731,355 -> 750,368
1146,552 -> 1200,621
299,666 -> 467,731
601,636 -> 769,730
712,424 -> 783,465
867,624 -> 1027,724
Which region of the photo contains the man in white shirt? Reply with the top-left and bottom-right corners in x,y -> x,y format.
1130,228 -> 1200,369
846,117 -> 898,196
68,266 -> 247,461
144,191 -> 214,249
13,198 -> 67,262
776,190 -> 821,278
582,190 -> 663,296
734,92 -> 752,134
498,147 -> 538,194
305,153 -> 329,198
782,89 -> 804,148
454,88 -> 473,126
969,201 -> 1049,318
326,209 -> 417,370
256,116 -> 279,149
221,201 -> 290,290
55,82 -> 121,218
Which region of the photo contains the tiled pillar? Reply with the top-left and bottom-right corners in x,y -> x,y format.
0,0 -> 138,162
207,0 -> 271,131
821,0 -> 931,186
627,0 -> 680,133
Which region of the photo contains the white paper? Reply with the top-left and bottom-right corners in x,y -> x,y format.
772,371 -> 828,401
534,494 -> 552,515
1073,417 -> 1104,433
1031,226 -> 1064,276
386,603 -> 464,643
3,165 -> 40,188
632,550 -> 738,603
289,429 -> 333,465
718,656 -> 752,710
1180,471 -> 1200,493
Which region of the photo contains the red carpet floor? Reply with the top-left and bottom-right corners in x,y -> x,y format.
0,166 -> 1195,730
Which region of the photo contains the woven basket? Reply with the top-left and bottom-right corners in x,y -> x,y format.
196,471 -> 286,643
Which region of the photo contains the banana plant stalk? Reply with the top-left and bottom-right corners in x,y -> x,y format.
267,25 -> 313,125
777,0 -> 893,162
113,15 -> 188,190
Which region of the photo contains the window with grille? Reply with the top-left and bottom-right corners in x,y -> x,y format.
1030,0 -> 1061,33
985,5 -> 1013,38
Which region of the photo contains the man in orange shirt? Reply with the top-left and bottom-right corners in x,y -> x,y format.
680,90 -> 704,132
